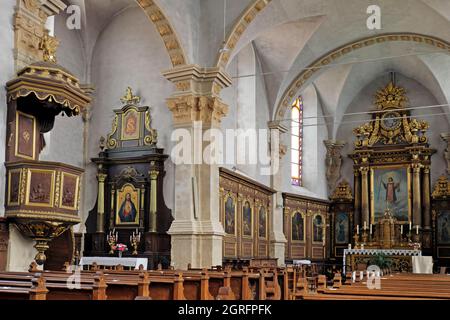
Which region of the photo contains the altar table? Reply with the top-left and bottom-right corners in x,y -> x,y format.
412,256 -> 433,274
343,249 -> 422,274
79,257 -> 148,270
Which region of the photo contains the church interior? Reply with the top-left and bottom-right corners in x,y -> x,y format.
2,0 -> 450,301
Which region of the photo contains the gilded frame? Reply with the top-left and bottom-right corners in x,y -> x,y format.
290,210 -> 306,243
15,111 -> 36,160
257,204 -> 268,239
312,213 -> 325,244
120,107 -> 141,141
115,183 -> 140,226
223,191 -> 237,236
59,172 -> 80,210
241,197 -> 254,238
370,164 -> 412,224
25,169 -> 56,207
7,169 -> 22,206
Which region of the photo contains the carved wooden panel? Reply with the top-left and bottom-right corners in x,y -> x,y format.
0,219 -> 8,271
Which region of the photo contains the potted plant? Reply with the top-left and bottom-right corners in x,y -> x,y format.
370,253 -> 391,269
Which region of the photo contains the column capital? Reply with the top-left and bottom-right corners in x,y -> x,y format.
267,120 -> 288,134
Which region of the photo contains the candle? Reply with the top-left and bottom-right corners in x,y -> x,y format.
364,221 -> 367,230
370,224 -> 373,235
409,222 -> 412,230
357,225 -> 359,235
401,225 -> 403,234
416,225 -> 419,235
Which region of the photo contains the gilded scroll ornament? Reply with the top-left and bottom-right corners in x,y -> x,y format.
432,175 -> 450,199
330,180 -> 353,201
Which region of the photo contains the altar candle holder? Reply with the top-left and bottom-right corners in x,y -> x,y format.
107,230 -> 117,254
130,231 -> 141,256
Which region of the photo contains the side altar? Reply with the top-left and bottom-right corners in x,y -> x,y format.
83,88 -> 173,269
330,76 -> 436,263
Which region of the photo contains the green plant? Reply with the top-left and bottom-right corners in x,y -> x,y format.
370,253 -> 391,269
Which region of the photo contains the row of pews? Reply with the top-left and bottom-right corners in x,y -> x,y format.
0,263 -> 285,300
293,268 -> 450,300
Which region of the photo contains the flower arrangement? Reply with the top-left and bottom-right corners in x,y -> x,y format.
112,243 -> 128,257
408,241 -> 421,251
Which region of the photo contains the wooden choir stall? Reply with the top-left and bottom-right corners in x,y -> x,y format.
330,79 -> 436,272
84,88 -> 173,270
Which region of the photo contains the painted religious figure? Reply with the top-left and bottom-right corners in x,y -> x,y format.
121,109 -> 140,140
291,212 -> 304,241
224,196 -> 235,235
438,211 -> 450,244
242,201 -> 252,236
373,167 -> 409,223
335,212 -> 349,244
27,170 -> 54,206
116,184 -> 140,225
313,215 -> 323,242
259,206 -> 267,238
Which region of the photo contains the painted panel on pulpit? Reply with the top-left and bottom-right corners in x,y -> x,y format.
115,184 -> 140,225
437,211 -> 450,244
335,212 -> 349,244
372,166 -> 410,223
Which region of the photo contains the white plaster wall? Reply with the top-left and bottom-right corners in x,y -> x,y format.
337,75 -> 450,189
88,7 -> 175,216
0,0 -> 16,217
7,226 -> 36,272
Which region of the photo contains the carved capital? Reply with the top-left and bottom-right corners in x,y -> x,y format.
324,140 -> 346,194
97,173 -> 107,183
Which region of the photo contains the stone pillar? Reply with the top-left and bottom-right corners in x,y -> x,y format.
412,163 -> 422,228
441,133 -> 450,174
163,65 -> 232,269
360,166 -> 370,228
96,172 -> 107,233
268,120 -> 288,266
353,169 -> 361,230
324,140 -> 346,195
13,0 -> 66,71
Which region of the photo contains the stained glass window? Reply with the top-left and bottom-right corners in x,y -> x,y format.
291,97 -> 303,186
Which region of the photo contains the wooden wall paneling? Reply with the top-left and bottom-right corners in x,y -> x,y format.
0,219 -> 9,271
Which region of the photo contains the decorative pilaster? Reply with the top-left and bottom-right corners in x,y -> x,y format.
422,165 -> 431,248
13,0 -> 66,71
268,120 -> 288,266
149,170 -> 159,232
353,169 -> 361,230
412,163 -> 422,229
324,140 -> 346,195
360,166 -> 370,228
441,133 -> 450,174
163,65 -> 232,269
96,172 -> 107,233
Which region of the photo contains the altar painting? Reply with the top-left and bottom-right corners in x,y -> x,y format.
335,212 -> 349,244
371,166 -> 410,223
437,211 -> 450,244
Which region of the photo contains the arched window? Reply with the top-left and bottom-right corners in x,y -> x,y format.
291,97 -> 303,186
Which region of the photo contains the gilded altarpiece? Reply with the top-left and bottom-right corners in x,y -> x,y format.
219,168 -> 273,262
349,81 -> 435,252
283,193 -> 330,262
84,88 -> 172,269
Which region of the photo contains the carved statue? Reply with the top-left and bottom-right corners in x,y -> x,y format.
324,140 -> 345,194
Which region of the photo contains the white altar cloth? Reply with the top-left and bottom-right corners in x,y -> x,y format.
79,257 -> 148,270
412,256 -> 433,274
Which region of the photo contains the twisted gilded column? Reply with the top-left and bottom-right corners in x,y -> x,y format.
360,166 -> 370,228
96,173 -> 107,233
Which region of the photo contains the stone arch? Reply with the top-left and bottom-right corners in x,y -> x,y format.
136,0 -> 187,67
216,0 -> 272,69
274,33 -> 450,121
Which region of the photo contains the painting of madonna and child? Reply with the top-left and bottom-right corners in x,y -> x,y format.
372,167 -> 410,223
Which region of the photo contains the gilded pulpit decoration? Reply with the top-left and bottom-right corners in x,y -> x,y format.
353,82 -> 429,147
39,30 -> 59,63
432,176 -> 450,199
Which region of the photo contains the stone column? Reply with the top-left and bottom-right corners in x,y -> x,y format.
268,120 -> 288,266
441,133 -> 450,174
13,0 -> 66,71
360,166 -> 370,228
149,170 -> 159,232
412,163 -> 422,228
163,65 -> 232,269
324,140 -> 346,195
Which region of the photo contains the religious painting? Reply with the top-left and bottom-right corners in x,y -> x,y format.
242,201 -> 252,237
437,211 -> 450,244
335,212 -> 349,244
59,173 -> 79,210
7,169 -> 21,206
26,169 -> 55,207
313,215 -> 323,243
115,183 -> 140,225
258,206 -> 267,238
15,111 -> 36,160
291,212 -> 304,241
224,195 -> 236,235
371,166 -> 410,223
121,108 -> 141,141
